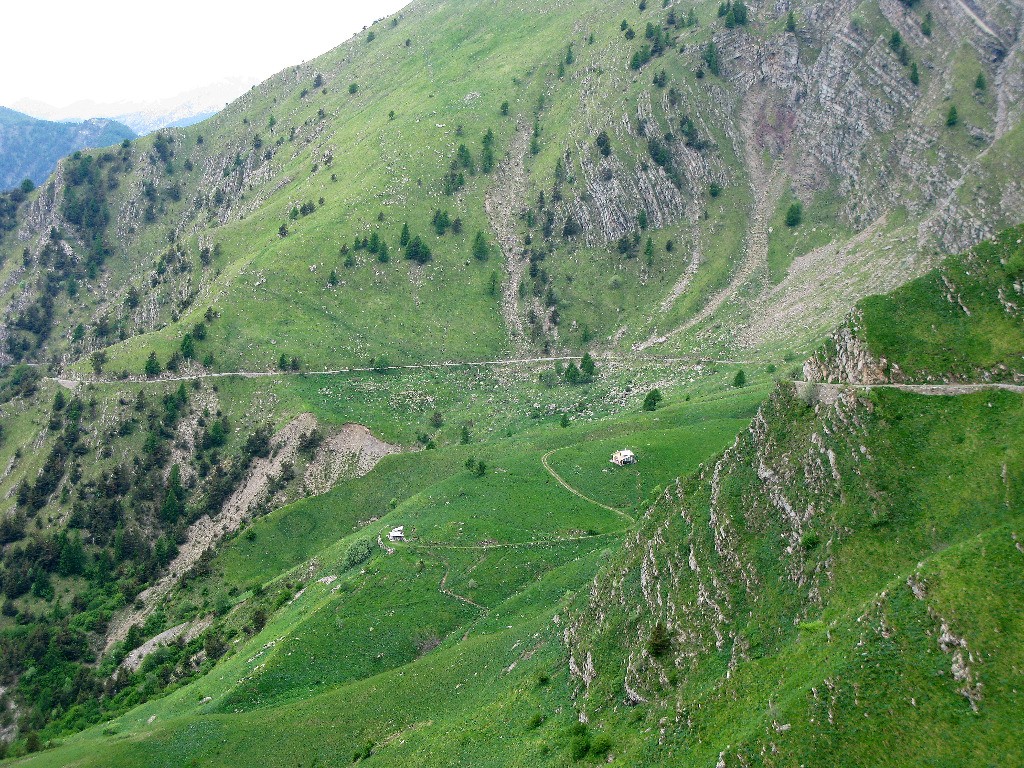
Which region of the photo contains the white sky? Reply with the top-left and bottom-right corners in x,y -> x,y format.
0,0 -> 410,107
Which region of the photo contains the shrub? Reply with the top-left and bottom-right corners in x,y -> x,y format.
568,723 -> 590,761
341,538 -> 374,570
648,620 -> 672,657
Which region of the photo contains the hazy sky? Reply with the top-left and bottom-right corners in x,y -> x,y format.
1,0 -> 409,107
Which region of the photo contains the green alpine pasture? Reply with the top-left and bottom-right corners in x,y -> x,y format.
6,376 -> 765,767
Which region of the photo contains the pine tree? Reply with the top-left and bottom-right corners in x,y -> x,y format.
975,71 -> 987,91
481,129 -> 496,173
57,532 -> 86,576
785,201 -> 803,227
565,362 -> 582,384
405,236 -> 432,264
786,10 -> 797,32
733,369 -> 747,387
580,352 -> 596,380
472,231 -> 490,261
144,352 -> 161,378
457,144 -> 475,172
946,104 -> 959,127
910,62 -> 920,85
161,465 -> 186,523
400,222 -> 410,247
703,41 -> 720,76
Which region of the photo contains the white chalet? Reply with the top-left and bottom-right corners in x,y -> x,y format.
388,526 -> 406,542
610,449 -> 637,467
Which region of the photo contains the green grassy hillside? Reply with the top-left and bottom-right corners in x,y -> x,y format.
3,234 -> 1020,767
1,377 -> 763,765
0,0 -> 1021,761
2,0 -> 1022,375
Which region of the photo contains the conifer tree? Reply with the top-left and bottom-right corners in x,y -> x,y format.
481,129 -> 496,172
472,231 -> 490,261
580,352 -> 596,380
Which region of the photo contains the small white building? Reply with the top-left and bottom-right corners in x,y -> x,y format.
388,526 -> 406,542
610,449 -> 637,467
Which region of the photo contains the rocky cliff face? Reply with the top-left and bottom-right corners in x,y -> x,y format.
802,315 -> 902,384
565,372 -> 1023,765
565,231 -> 1024,763
565,382 -> 862,709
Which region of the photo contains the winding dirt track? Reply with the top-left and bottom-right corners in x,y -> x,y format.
49,353 -> 754,388
541,449 -> 634,522
798,381 -> 1024,396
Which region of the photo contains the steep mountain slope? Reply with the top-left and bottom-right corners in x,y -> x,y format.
566,224 -> 1024,766
4,228 -> 1019,768
0,0 -> 1021,375
0,0 -> 1020,762
0,107 -> 135,189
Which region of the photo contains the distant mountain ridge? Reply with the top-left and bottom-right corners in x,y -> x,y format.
12,77 -> 252,135
0,107 -> 135,190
